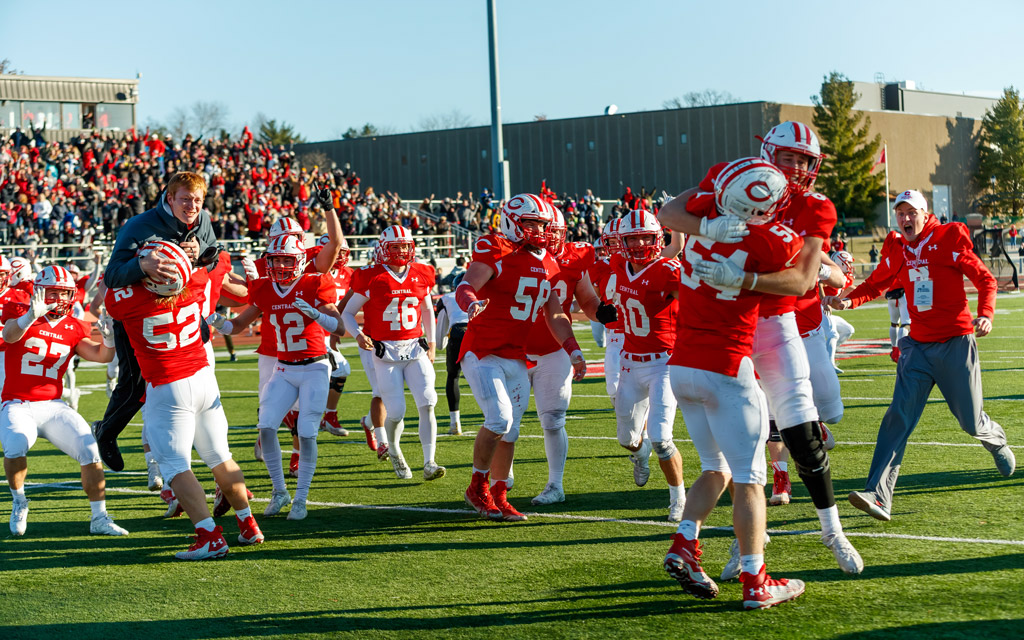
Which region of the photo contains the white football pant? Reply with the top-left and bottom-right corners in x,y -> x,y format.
605,330 -> 624,400
358,348 -> 382,398
1,399 -> 101,464
257,360 -> 330,438
461,352 -> 529,442
615,354 -> 676,449
751,313 -> 818,429
802,323 -> 844,424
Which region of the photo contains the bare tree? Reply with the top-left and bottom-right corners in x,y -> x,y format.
0,58 -> 23,75
663,89 -> 740,109
417,108 -> 475,131
190,101 -> 229,139
165,106 -> 191,140
534,114 -> 548,122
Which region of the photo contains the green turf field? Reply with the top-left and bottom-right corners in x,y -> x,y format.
2,296 -> 1022,639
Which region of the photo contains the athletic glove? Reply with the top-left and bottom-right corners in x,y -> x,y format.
596,302 -> 618,325
97,311 -> 115,348
692,255 -> 746,289
314,180 -> 333,209
294,299 -> 338,333
205,312 -> 233,335
18,289 -> 56,329
241,256 -> 259,282
698,215 -> 748,243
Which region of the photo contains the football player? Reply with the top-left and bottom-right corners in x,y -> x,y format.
661,123 -> 862,576
339,226 -> 442,480
661,158 -> 807,609
456,194 -> 587,522
822,250 -> 856,372
523,207 -> 609,505
0,256 -> 30,395
610,209 -> 686,521
105,244 -> 263,558
588,219 -> 626,407
212,233 -> 339,520
2,266 -> 127,538
434,275 -> 470,436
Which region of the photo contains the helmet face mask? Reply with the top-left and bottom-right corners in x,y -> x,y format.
318,234 -> 350,269
759,121 -> 824,190
0,256 -> 11,291
713,158 -> 790,222
593,238 -> 609,259
379,225 -> 415,267
619,210 -> 663,265
265,235 -> 307,284
547,208 -> 567,256
500,194 -> 554,249
34,266 -> 77,318
601,218 -> 624,255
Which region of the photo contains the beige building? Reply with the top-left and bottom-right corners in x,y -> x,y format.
0,74 -> 139,142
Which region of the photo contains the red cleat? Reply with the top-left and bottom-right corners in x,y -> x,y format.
282,410 -> 299,435
361,416 -> 378,452
464,473 -> 502,520
175,526 -> 229,560
160,488 -> 183,517
889,347 -> 901,363
236,515 -> 265,545
664,534 -> 718,599
376,442 -> 390,462
213,486 -> 255,518
490,480 -> 527,522
740,565 -> 805,610
768,463 -> 791,506
289,452 -> 300,478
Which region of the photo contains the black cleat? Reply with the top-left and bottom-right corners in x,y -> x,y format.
92,421 -> 125,472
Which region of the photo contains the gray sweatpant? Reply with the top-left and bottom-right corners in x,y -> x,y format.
864,333 -> 1007,511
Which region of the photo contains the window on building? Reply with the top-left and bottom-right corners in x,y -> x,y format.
61,103 -> 81,129
656,135 -> 664,146
481,149 -> 487,159
588,140 -> 595,151
21,102 -> 60,129
680,133 -> 688,144
95,103 -> 133,130
566,142 -> 573,151
0,101 -> 19,129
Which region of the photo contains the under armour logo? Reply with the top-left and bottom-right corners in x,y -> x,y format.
749,587 -> 765,596
622,366 -> 631,373
276,367 -> 285,372
927,244 -> 937,251
641,280 -> 649,286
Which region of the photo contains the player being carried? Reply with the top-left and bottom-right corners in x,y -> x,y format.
105,243 -> 263,559
3,266 -> 128,537
339,225 -> 443,481
457,194 -> 587,522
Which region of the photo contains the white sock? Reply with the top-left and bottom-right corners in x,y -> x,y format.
260,429 -> 287,493
772,460 -> 788,473
235,506 -> 251,520
740,554 -> 764,576
676,519 -> 699,540
196,517 -> 215,532
294,437 -> 317,503
11,487 -> 25,501
144,450 -> 157,465
385,418 -> 405,460
889,325 -> 898,347
817,504 -> 843,538
668,483 -> 684,504
418,405 -> 437,463
542,427 -> 568,487
374,426 -> 389,446
897,325 -> 910,342
291,448 -> 300,456
89,500 -> 106,519
472,467 -> 489,476
450,411 -> 460,429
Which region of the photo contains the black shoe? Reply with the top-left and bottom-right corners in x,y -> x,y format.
229,353 -> 237,362
92,421 -> 125,472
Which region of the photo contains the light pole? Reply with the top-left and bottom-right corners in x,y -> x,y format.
487,0 -> 511,201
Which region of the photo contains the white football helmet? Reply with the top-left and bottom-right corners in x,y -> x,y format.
547,207 -> 567,256
593,237 -> 608,260
0,256 -> 11,291
500,194 -> 554,247
618,209 -> 664,265
601,218 -> 624,254
379,225 -> 415,267
9,257 -> 33,287
714,158 -> 790,221
760,121 -> 824,189
265,234 -> 307,283
137,241 -> 194,297
34,265 -> 77,318
830,250 -> 854,277
66,263 -> 82,280
267,217 -> 304,240
318,234 -> 350,268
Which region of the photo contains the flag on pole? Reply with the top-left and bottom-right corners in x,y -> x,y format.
872,146 -> 886,171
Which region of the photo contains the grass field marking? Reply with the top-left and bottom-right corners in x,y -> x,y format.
37,484 -> 1024,548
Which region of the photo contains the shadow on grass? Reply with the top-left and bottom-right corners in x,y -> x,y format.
832,618 -> 1024,639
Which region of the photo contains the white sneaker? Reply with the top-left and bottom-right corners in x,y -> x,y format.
90,514 -> 129,536
668,499 -> 686,523
423,461 -> 446,481
147,459 -> 163,492
105,378 -> 116,398
506,468 -> 514,490
721,533 -> 772,582
531,483 -> 565,505
392,455 -> 413,480
629,440 -> 652,487
264,491 -> 292,516
10,498 -> 28,536
286,499 -> 308,521
823,532 -> 864,575
448,423 -> 462,436
821,423 -> 837,451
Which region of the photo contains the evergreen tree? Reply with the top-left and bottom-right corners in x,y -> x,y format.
812,72 -> 885,223
342,123 -> 379,139
258,119 -> 306,145
976,87 -> 1024,215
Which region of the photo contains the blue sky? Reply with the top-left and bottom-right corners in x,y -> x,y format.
3,0 -> 1021,141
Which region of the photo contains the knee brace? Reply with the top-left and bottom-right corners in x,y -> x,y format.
779,421 -> 829,477
767,419 -> 782,443
330,376 -> 347,394
652,440 -> 677,461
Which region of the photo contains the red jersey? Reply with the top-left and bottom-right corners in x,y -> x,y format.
74,276 -> 89,305
459,234 -> 561,362
670,221 -> 804,377
0,288 -> 31,352
526,241 -> 595,356
822,272 -> 855,298
247,273 -> 337,362
588,257 -> 624,332
1,307 -> 89,402
105,282 -> 208,386
254,247 -> 325,356
690,164 -> 836,320
199,251 -> 233,318
845,219 -> 996,343
611,254 -> 680,354
350,262 -> 435,341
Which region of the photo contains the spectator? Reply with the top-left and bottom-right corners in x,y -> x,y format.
869,245 -> 879,265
